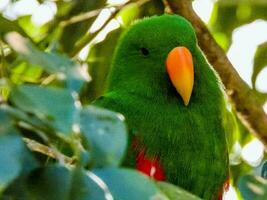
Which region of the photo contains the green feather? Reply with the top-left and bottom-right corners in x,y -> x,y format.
93,14 -> 229,200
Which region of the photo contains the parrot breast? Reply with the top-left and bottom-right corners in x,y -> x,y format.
132,137 -> 165,180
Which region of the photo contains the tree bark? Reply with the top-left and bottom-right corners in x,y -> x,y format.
166,0 -> 267,146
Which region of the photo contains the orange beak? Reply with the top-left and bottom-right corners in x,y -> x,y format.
166,47 -> 194,106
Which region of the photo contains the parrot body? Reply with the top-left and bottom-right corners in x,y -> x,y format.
93,15 -> 229,200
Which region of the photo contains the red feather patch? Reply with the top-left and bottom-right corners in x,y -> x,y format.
217,177 -> 230,200
136,150 -> 166,181
132,138 -> 165,180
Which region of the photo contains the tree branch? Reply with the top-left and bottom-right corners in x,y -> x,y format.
166,0 -> 267,146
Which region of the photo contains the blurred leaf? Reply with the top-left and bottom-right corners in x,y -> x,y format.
5,165 -> 108,200
93,168 -> 168,200
27,166 -> 107,200
223,108 -> 239,149
0,126 -> 38,193
0,104 -> 51,134
157,182 -> 202,200
10,85 -> 76,136
85,29 -> 121,102
0,109 -> 13,132
236,118 -> 253,146
261,161 -> 267,179
254,160 -> 267,179
138,0 -> 165,17
210,0 -> 267,50
5,32 -> 88,92
231,162 -> 252,185
252,41 -> 267,89
80,106 -> 127,167
10,60 -> 43,84
238,175 -> 267,200
60,0 -> 106,54
17,15 -> 49,43
0,15 -> 27,37
116,3 -> 140,27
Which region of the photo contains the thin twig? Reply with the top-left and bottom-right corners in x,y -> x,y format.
60,5 -> 124,27
70,9 -> 119,57
167,0 -> 267,147
0,41 -> 7,78
23,137 -> 74,164
70,0 -> 151,57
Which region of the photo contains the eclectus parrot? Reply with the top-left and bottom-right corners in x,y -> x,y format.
93,15 -> 229,200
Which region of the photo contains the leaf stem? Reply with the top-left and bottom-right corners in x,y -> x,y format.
23,137 -> 74,164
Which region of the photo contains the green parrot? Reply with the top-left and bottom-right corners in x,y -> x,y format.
93,14 -> 229,200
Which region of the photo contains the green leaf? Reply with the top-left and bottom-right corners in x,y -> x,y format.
10,59 -> 43,84
238,175 -> 267,200
80,106 -> 127,167
5,32 -> 88,92
17,15 -> 50,43
0,104 -> 50,134
139,0 -> 165,17
116,3 -> 140,27
233,163 -> 253,187
5,165 -> 108,200
0,15 -> 27,37
85,29 -> 122,102
10,85 -> 76,136
209,1 -> 267,50
0,128 -> 38,193
252,41 -> 267,89
94,168 -> 168,200
157,182 -> 202,200
0,109 -> 13,133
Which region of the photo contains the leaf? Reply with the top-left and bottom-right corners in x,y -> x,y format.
10,59 -> 43,84
17,15 -> 50,43
0,104 -> 50,134
5,32 -> 89,92
0,15 -> 27,37
116,3 -> 140,27
85,29 -> 122,102
157,182 -> 202,200
139,0 -> 165,17
261,161 -> 267,179
10,85 -> 76,136
238,175 -> 267,200
252,41 -> 267,89
0,125 -> 38,193
5,165 -> 108,200
93,168 -> 168,200
60,0 -> 106,54
0,109 -> 13,133
79,106 -> 127,167
209,1 -> 267,50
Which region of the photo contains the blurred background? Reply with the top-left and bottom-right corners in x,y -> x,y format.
0,0 -> 267,199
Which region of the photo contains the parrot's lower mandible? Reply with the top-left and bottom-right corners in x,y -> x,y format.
93,14 -> 229,200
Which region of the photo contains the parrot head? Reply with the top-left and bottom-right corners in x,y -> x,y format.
108,14 -> 199,106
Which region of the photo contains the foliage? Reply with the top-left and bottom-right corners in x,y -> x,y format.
0,1 -> 202,199
209,0 -> 267,199
210,0 -> 267,101
0,0 -> 266,199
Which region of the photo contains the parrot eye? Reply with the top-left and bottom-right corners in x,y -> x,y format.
140,47 -> 149,56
